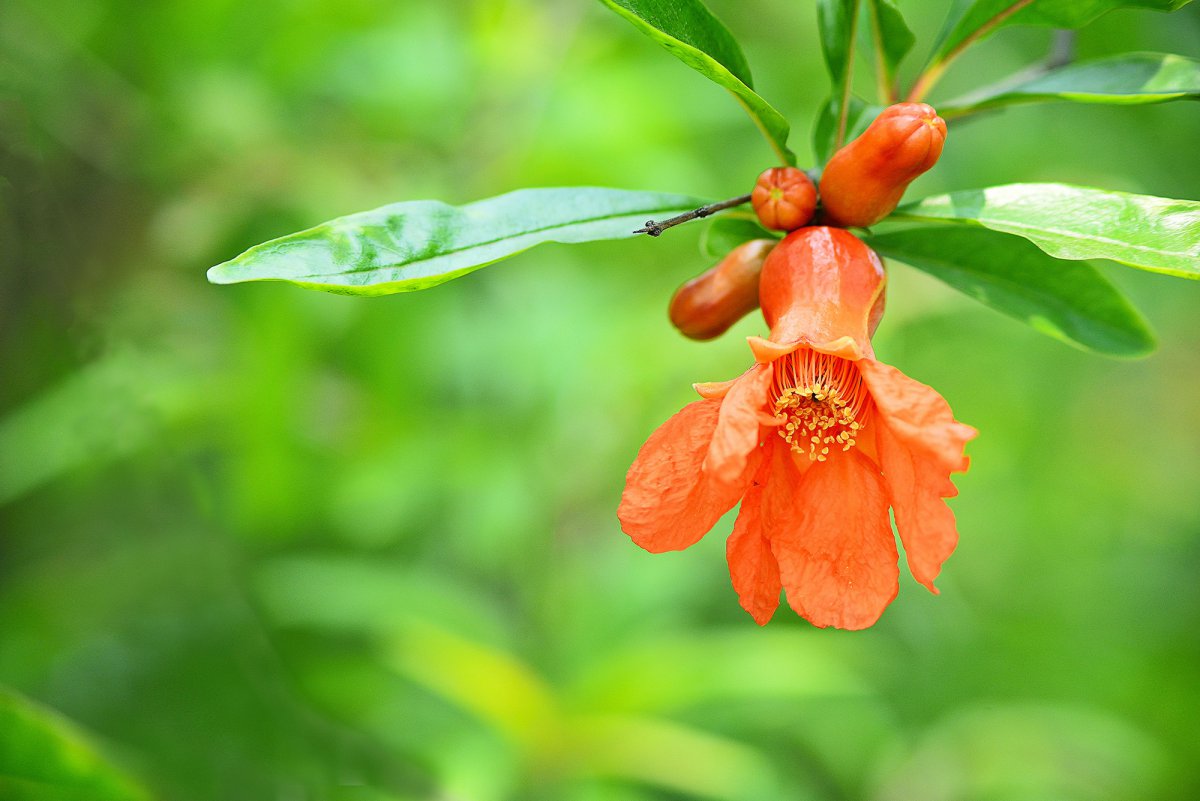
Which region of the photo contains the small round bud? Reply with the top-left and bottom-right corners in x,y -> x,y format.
669,239 -> 775,340
751,167 -> 817,232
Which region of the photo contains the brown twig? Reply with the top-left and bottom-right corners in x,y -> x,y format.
634,194 -> 753,237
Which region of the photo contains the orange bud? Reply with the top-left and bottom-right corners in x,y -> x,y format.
669,239 -> 775,340
751,167 -> 817,232
759,227 -> 886,349
818,103 -> 947,228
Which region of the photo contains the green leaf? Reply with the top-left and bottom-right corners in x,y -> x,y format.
890,183 -> 1200,279
817,0 -> 862,154
940,52 -> 1200,114
597,0 -> 794,164
698,215 -> 776,260
931,0 -> 1193,65
865,226 -> 1156,356
0,689 -> 150,801
867,0 -> 916,90
208,188 -> 708,295
812,96 -> 883,165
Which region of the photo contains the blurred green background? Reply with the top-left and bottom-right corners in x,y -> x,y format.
2,1 -> 1199,799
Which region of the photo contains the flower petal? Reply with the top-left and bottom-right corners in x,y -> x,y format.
704,364 -> 771,485
726,448 -> 781,625
875,420 -> 963,593
619,401 -> 757,553
765,449 -> 899,630
858,359 -> 977,473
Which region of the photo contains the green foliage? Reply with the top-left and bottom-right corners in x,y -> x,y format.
892,184 -> 1200,278
930,0 -> 1194,63
699,216 -> 776,260
811,95 -> 883,166
0,689 -> 149,801
597,0 -> 794,164
208,189 -> 705,295
867,0 -> 916,91
865,226 -> 1156,356
942,52 -> 1200,113
816,0 -> 861,154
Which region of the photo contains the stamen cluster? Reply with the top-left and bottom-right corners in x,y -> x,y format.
771,349 -> 867,462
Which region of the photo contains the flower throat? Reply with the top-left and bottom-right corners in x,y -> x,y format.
771,349 -> 869,462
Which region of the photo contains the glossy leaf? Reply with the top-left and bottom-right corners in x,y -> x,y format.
866,226 -> 1156,356
812,96 -> 883,165
0,689 -> 150,801
598,0 -> 794,164
208,188 -> 707,295
930,0 -> 1193,64
868,0 -> 916,91
817,0 -> 862,155
699,215 -> 776,260
940,52 -> 1200,114
891,183 -> 1200,279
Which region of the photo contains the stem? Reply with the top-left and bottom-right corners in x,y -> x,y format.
906,0 -> 1035,103
634,194 -> 752,237
833,2 -> 862,151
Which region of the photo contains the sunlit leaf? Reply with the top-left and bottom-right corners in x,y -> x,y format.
890,183 -> 1200,279
597,0 -> 794,164
930,0 -> 1193,65
941,52 -> 1200,114
0,689 -> 150,801
866,226 -> 1156,356
208,188 -> 707,295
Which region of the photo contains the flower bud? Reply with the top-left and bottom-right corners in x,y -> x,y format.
818,103 -> 947,228
751,167 -> 817,231
669,239 -> 775,340
759,226 -> 886,351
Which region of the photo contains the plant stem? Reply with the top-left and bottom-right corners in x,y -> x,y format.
867,0 -> 897,104
634,194 -> 753,237
906,0 -> 1036,103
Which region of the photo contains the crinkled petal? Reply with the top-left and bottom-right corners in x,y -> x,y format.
619,401 -> 758,553
876,420 -> 963,593
704,364 -> 771,485
859,359 -> 977,473
765,449 -> 899,630
726,448 -> 781,625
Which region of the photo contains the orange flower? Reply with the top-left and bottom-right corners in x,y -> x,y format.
618,227 -> 976,629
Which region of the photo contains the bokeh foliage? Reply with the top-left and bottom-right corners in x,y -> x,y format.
2,0 -> 1199,799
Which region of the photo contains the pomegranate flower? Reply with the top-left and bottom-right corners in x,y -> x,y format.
618,227 -> 976,629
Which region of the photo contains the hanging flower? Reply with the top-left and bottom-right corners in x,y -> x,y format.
618,227 -> 976,629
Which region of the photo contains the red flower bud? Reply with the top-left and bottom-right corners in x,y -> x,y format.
669,239 -> 775,340
751,167 -> 817,232
819,103 -> 947,228
759,226 -> 886,352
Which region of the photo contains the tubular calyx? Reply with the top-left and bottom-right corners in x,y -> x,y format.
818,103 -> 947,229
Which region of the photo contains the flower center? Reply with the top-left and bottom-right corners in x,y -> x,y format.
771,349 -> 869,462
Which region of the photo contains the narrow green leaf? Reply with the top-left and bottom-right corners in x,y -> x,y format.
866,226 -> 1156,356
891,184 -> 1200,279
817,0 -> 862,153
0,689 -> 150,801
699,215 -> 776,260
208,188 -> 708,296
940,52 -> 1200,114
868,0 -> 916,88
812,96 -> 883,165
598,0 -> 794,164
931,0 -> 1193,65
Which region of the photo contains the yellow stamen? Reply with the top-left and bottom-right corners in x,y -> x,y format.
771,348 -> 870,461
